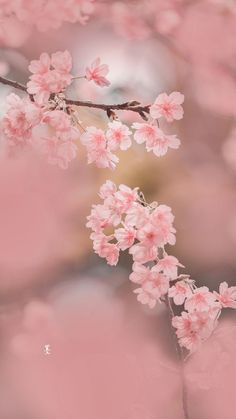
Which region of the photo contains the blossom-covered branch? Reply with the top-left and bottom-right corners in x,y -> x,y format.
0,76 -> 150,118
0,51 -> 183,169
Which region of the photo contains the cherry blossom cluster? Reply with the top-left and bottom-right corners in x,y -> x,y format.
0,50 -> 183,170
0,51 -> 111,168
87,180 -> 236,353
172,282 -> 236,352
81,91 -> 183,169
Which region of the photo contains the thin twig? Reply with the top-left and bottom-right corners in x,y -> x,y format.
0,76 -> 150,118
164,296 -> 190,419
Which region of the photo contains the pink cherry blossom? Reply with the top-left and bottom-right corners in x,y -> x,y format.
85,57 -> 110,87
150,268 -> 170,297
214,282 -> 236,308
106,121 -> 132,151
129,243 -> 157,264
129,263 -> 151,284
99,180 -> 117,199
51,50 -> 72,75
156,255 -> 184,280
27,51 -> 72,104
132,122 -> 158,145
92,233 -> 119,266
115,184 -> 138,211
185,286 -> 217,313
81,126 -> 106,150
168,280 -> 192,305
150,92 -> 184,122
2,93 -> 41,147
133,284 -> 157,309
133,270 -> 169,309
86,205 -> 111,233
87,147 -> 119,170
147,133 -> 181,157
172,312 -> 202,352
125,203 -> 149,228
114,226 -> 136,250
132,122 -> 181,156
28,52 -> 51,75
137,223 -> 163,247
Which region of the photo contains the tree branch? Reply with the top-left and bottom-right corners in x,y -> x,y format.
0,76 -> 150,118
164,296 -> 190,419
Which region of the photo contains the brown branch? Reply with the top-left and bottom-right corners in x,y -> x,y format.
0,76 -> 150,119
0,76 -> 27,93
164,296 -> 190,419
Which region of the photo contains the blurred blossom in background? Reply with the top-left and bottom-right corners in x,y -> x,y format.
0,1 -> 236,418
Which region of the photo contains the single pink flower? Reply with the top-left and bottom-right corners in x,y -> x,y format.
133,282 -> 160,309
115,184 -> 138,212
99,180 -> 117,199
185,286 -> 217,313
81,126 -> 106,150
129,263 -> 151,284
137,223 -> 163,247
85,57 -> 110,87
86,205 -> 111,233
51,50 -> 72,75
150,92 -> 184,122
106,121 -> 132,151
28,52 -> 51,75
129,243 -> 157,263
92,233 -> 119,266
114,226 -> 136,250
214,282 -> 236,308
168,280 -> 192,305
156,255 -> 184,280
132,122 -> 158,145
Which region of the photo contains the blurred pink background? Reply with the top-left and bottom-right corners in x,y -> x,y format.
0,1 -> 236,418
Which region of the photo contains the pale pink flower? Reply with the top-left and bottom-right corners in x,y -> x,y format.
28,52 -> 51,75
132,122 -> 158,145
168,280 -> 192,305
87,146 -> 119,170
2,94 -> 41,146
214,282 -> 236,308
81,126 -> 106,150
114,226 -> 136,250
147,132 -> 181,157
51,50 -> 72,75
85,57 -> 110,87
129,263 -> 151,284
115,184 -> 138,211
125,203 -> 149,228
150,92 -> 184,122
106,121 -> 132,151
129,243 -> 157,263
137,223 -> 163,247
133,270 -> 169,308
172,312 -> 201,352
133,282 -> 160,309
150,268 -> 170,297
42,110 -> 72,132
86,205 -> 111,233
27,51 -> 72,104
185,286 -> 217,313
92,233 -> 119,266
156,255 -> 184,280
99,180 -> 117,199
151,204 -> 175,227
